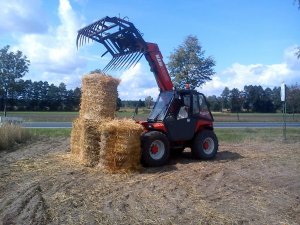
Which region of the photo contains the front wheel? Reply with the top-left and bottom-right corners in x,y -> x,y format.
141,131 -> 170,167
192,130 -> 218,160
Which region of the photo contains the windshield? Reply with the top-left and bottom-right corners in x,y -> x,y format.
148,91 -> 173,121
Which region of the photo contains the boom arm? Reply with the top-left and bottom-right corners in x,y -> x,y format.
145,43 -> 173,91
76,16 -> 174,91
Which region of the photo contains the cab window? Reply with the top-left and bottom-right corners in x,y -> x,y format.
192,94 -> 200,115
198,94 -> 212,120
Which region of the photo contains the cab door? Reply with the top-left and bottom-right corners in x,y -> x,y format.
164,94 -> 197,141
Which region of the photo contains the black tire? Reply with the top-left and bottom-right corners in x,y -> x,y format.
141,131 -> 170,167
192,130 -> 218,160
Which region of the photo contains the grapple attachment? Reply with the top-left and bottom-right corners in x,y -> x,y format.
76,16 -> 147,72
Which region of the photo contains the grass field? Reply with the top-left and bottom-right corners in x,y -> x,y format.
26,127 -> 300,144
28,128 -> 72,137
4,109 -> 300,122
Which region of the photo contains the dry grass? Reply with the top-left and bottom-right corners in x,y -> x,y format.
0,124 -> 31,150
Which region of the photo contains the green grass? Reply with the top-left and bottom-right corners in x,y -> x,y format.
25,127 -> 300,144
215,128 -> 300,143
212,112 -> 300,122
4,110 -> 300,122
28,128 -> 72,137
4,111 -> 79,122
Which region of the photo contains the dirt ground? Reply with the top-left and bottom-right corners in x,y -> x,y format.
0,137 -> 299,225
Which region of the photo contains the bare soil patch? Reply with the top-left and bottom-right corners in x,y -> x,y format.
0,137 -> 299,225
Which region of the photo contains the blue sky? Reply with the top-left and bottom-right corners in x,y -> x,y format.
0,0 -> 299,100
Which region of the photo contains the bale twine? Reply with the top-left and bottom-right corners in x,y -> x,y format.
98,119 -> 144,173
79,73 -> 120,120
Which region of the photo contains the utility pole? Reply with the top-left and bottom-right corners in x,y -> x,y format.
281,82 -> 286,141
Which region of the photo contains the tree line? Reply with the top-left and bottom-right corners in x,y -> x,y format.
206,84 -> 300,114
0,79 -> 81,111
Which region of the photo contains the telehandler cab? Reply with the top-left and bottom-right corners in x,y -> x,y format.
77,16 -> 218,167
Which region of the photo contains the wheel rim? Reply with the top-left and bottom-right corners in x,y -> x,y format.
202,137 -> 215,155
149,140 -> 165,160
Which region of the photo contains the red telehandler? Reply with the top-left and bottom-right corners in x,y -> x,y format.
77,16 -> 218,167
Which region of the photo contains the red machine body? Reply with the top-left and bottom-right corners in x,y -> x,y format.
144,43 -> 174,91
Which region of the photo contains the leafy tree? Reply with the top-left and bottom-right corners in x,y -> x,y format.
168,35 -> 215,89
287,84 -> 300,115
207,95 -> 222,112
0,45 -> 30,115
271,87 -> 281,112
145,96 -> 153,109
230,88 -> 243,113
221,87 -> 230,111
90,69 -> 102,74
116,97 -> 122,111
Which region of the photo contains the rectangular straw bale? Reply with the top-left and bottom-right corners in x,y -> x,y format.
77,118 -> 102,167
70,118 -> 81,156
79,73 -> 120,120
98,119 -> 144,173
70,117 -> 110,165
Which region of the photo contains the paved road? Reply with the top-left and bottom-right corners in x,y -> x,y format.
23,122 -> 300,129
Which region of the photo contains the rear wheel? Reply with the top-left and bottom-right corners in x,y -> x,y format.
192,130 -> 218,160
141,131 -> 170,167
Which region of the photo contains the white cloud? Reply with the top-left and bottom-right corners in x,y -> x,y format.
4,0 -> 299,100
118,63 -> 159,100
12,0 -> 86,88
0,0 -> 47,34
201,46 -> 300,96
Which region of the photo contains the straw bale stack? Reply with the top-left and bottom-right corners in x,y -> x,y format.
98,119 -> 144,173
80,73 -> 120,120
71,72 -> 144,172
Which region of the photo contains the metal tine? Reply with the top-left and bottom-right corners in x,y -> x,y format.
79,29 -> 87,46
114,53 -> 132,70
106,56 -> 123,71
102,57 -> 118,72
124,52 -> 140,70
76,35 -> 80,49
118,53 -> 136,70
131,52 -> 144,68
103,57 -> 119,72
80,30 -> 87,46
110,55 -> 124,71
111,55 -> 128,71
127,52 -> 143,69
104,55 -> 122,72
79,34 -> 83,47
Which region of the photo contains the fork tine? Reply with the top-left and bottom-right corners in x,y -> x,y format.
110,56 -> 124,70
131,52 -> 144,68
102,57 -> 117,72
115,54 -> 132,70
124,52 -> 140,69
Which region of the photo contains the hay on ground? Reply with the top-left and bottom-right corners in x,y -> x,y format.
98,119 -> 144,173
79,73 -> 120,120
